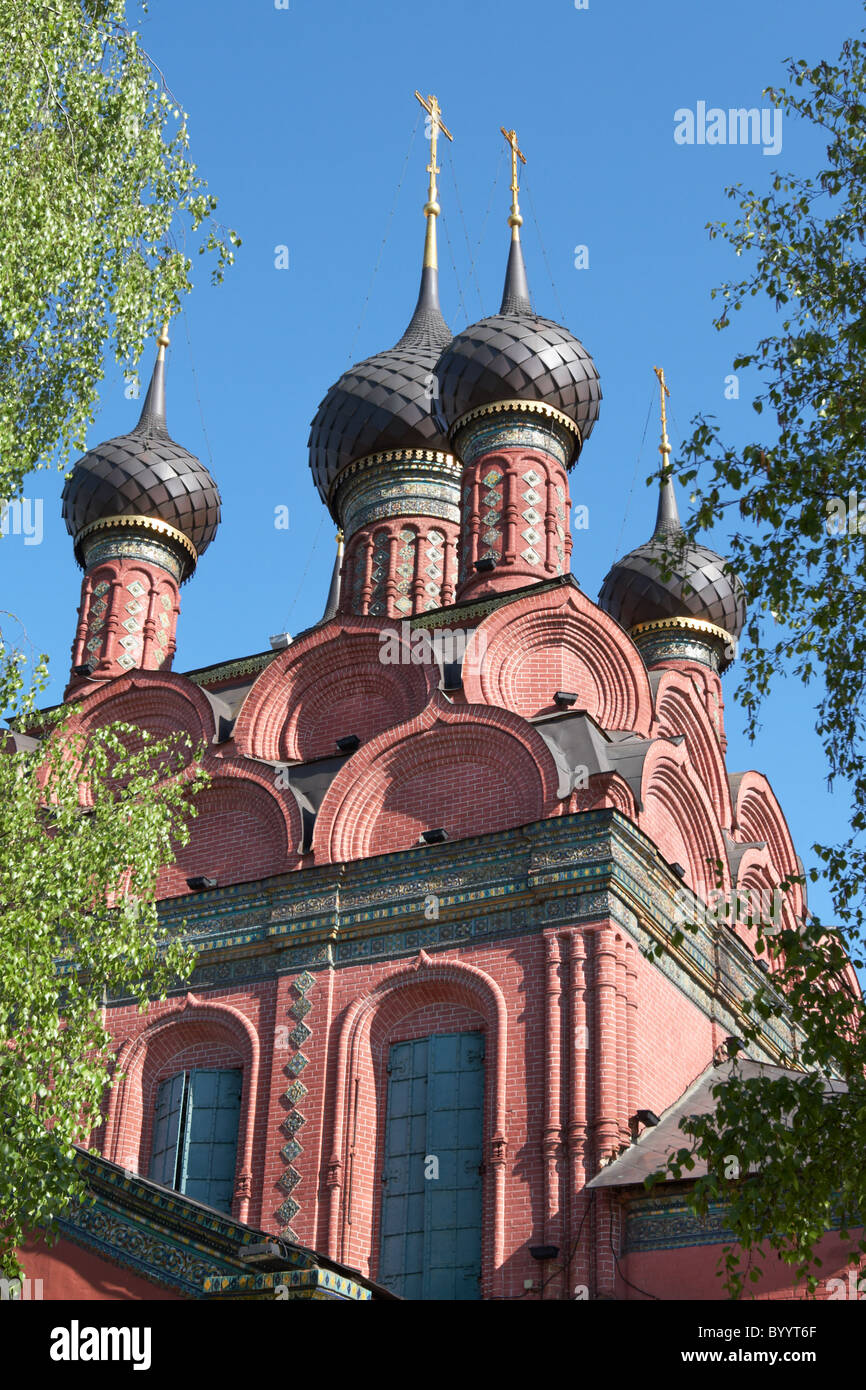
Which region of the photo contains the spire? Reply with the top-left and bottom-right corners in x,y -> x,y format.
134,321 -> 171,439
652,366 -> 682,535
398,94 -> 453,351
499,128 -> 532,314
321,530 -> 344,622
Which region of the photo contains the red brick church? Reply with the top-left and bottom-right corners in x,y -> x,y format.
22,105 -> 860,1302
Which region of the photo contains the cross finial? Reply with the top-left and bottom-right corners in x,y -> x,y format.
415,91 -> 453,208
500,126 -> 527,236
653,365 -> 671,459
415,92 -> 453,268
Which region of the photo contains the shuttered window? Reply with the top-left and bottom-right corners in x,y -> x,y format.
148,1068 -> 242,1214
379,1032 -> 484,1300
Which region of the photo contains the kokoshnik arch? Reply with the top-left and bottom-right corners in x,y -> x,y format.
23,96 -> 861,1302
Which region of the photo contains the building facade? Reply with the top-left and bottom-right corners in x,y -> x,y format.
36,110 -> 860,1301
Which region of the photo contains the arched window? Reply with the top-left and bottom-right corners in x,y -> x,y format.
379,1031 -> 485,1300
149,1068 -> 242,1213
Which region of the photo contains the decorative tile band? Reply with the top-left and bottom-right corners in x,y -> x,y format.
340,465 -> 461,541
623,1190 -> 736,1252
631,616 -> 734,674
453,413 -> 573,470
277,970 -> 316,1237
81,533 -> 187,585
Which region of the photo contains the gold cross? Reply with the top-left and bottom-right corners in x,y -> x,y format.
500,127 -> 526,196
415,91 -> 453,207
653,366 -> 671,457
500,126 -> 526,229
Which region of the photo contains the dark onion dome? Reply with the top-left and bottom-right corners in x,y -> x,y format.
62,336 -> 221,568
598,474 -> 746,639
432,234 -> 601,459
308,264 -> 453,512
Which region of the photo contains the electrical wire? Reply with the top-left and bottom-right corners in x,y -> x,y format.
440,205 -> 469,328
523,173 -> 568,323
182,310 -> 216,473
441,147 -> 485,317
614,393 -> 655,558
280,512 -> 325,631
608,1200 -> 659,1300
463,145 -> 505,317
345,114 -> 421,367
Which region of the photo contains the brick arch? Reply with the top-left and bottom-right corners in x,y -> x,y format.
639,741 -> 730,900
233,615 -> 439,762
64,670 -> 215,748
311,693 -> 563,864
653,671 -> 732,827
462,585 -> 653,733
157,756 -> 302,898
735,851 -> 791,966
732,772 -> 806,920
324,954 -> 509,1298
57,672 -> 216,804
104,993 -> 261,1223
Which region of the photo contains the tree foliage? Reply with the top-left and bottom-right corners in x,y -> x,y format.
648,13 -> 866,1298
0,639 -> 205,1280
0,0 -> 239,501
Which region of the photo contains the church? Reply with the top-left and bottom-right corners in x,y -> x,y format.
20,97 -> 860,1302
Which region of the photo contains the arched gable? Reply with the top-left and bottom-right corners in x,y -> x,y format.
233,615 -> 439,762
50,671 -> 218,806
311,692 -> 563,863
461,584 -> 653,734
652,670 -> 733,827
62,670 -> 216,752
639,740 -> 730,899
157,754 -> 303,897
731,771 -> 806,920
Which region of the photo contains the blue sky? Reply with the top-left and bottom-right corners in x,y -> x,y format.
2,0 -> 862,926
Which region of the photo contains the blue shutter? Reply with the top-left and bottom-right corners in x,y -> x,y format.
149,1071 -> 186,1187
380,1032 -> 484,1300
149,1068 -> 242,1214
180,1068 -> 243,1213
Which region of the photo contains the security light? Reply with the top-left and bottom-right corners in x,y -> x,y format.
529,1245 -> 559,1261
473,556 -> 496,573
418,828 -> 448,845
554,690 -> 578,708
669,862 -> 687,879
71,662 -> 96,677
629,1109 -> 660,1142
336,734 -> 361,753
186,876 -> 217,891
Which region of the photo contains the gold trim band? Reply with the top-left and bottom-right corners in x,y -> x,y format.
75,514 -> 198,563
630,616 -> 732,644
329,448 -> 459,506
450,397 -> 581,447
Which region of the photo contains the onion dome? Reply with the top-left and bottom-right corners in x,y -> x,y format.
62,329 -> 220,577
599,368 -> 745,669
307,105 -> 460,524
599,473 -> 746,638
307,268 -> 452,511
433,211 -> 601,460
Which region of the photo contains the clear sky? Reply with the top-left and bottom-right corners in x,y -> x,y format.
2,0 -> 862,928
